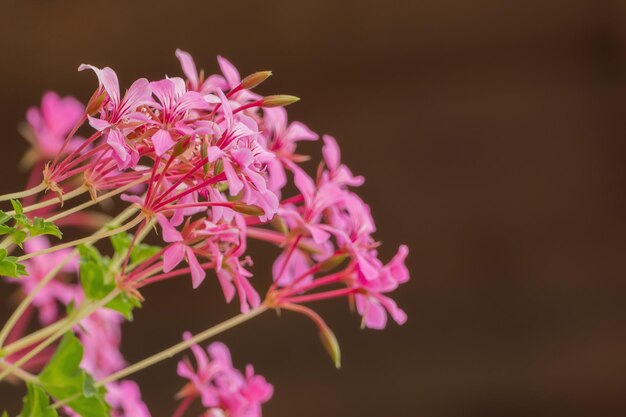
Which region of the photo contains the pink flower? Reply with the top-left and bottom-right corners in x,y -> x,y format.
271,248 -> 312,288
7,237 -> 77,325
263,107 -> 317,192
278,166 -> 344,245
106,380 -> 152,417
177,339 -> 273,417
148,77 -> 214,156
353,245 -> 409,329
216,254 -> 260,313
176,49 -> 229,94
321,134 -> 364,187
199,89 -> 279,220
24,91 -> 84,160
79,64 -> 153,168
78,308 -> 126,379
157,214 -> 206,288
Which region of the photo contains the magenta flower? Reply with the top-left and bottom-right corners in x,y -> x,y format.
148,77 -> 214,156
177,338 -> 273,417
24,91 -> 85,160
79,64 -> 153,168
321,134 -> 364,187
216,254 -> 260,313
106,380 -> 152,417
353,245 -> 409,329
175,49 -> 229,94
7,237 -> 77,325
78,308 -> 126,379
263,106 -> 318,192
157,214 -> 206,288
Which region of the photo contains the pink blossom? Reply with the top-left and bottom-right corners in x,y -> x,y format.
157,214 -> 206,288
78,308 -> 126,379
6,237 -> 77,325
79,64 -> 153,168
263,107 -> 318,192
216,254 -> 260,313
24,91 -> 84,159
177,339 -> 273,417
353,245 -> 409,329
106,380 -> 152,417
148,77 -> 214,156
176,49 -> 229,94
321,135 -> 364,187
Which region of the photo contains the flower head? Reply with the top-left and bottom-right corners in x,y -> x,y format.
177,338 -> 273,417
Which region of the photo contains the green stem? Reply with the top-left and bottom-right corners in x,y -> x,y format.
98,306 -> 267,386
5,185 -> 88,217
46,175 -> 149,223
52,306 -> 267,409
18,215 -> 145,262
0,360 -> 39,384
0,290 -> 121,382
0,207 -> 138,349
0,182 -> 46,202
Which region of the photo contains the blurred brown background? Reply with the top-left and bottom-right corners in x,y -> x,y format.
2,0 -> 626,416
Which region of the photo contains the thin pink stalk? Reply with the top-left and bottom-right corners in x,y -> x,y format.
152,155 -> 209,206
280,288 -> 358,305
171,396 -> 195,417
50,113 -> 87,171
136,261 -> 215,287
153,172 -> 225,210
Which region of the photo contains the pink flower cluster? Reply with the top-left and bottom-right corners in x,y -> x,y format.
177,336 -> 273,417
3,49 -> 410,415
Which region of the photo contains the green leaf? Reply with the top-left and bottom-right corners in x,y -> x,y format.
110,231 -> 160,265
78,245 -> 113,300
11,200 -> 23,215
28,218 -> 62,240
106,292 -> 142,321
0,224 -> 16,235
130,243 -> 161,264
39,333 -> 110,417
0,252 -> 27,278
0,210 -> 11,225
11,230 -> 27,247
109,232 -> 132,255
19,383 -> 58,417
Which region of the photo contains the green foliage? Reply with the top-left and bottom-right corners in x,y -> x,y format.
77,245 -> 112,300
39,333 -> 110,417
0,248 -> 27,278
28,218 -> 62,240
77,243 -> 143,320
109,232 -> 161,264
106,292 -> 142,320
19,383 -> 58,417
0,201 -> 62,255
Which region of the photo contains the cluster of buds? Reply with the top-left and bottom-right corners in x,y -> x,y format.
0,50 -> 409,416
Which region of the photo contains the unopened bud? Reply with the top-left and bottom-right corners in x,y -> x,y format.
86,92 -> 106,115
318,323 -> 341,369
241,71 -> 272,89
262,95 -> 300,108
318,254 -> 348,272
232,203 -> 265,216
172,136 -> 190,157
271,215 -> 288,234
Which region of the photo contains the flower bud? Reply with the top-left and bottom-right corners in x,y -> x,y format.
271,216 -> 288,234
318,323 -> 341,369
232,203 -> 265,216
262,95 -> 300,108
318,253 -> 348,272
241,71 -> 272,90
86,91 -> 106,116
